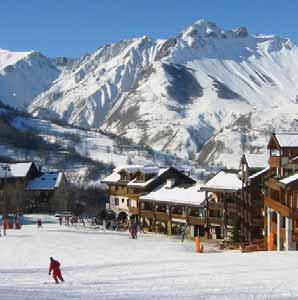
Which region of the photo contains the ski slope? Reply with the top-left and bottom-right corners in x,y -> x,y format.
0,216 -> 298,299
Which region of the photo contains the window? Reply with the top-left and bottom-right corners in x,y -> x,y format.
127,199 -> 131,207
271,149 -> 280,157
115,198 -> 119,206
122,198 -> 125,203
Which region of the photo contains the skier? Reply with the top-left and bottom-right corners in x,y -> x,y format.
59,216 -> 63,226
3,218 -> 8,236
37,219 -> 42,228
180,224 -> 187,243
48,257 -> 64,284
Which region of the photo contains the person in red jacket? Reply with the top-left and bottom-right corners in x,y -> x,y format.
49,257 -> 64,284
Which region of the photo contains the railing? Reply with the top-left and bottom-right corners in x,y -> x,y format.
209,202 -> 224,210
155,212 -> 169,222
171,213 -> 186,220
188,216 -> 205,225
140,210 -> 155,219
208,217 -> 224,226
129,207 -> 139,215
110,191 -> 139,199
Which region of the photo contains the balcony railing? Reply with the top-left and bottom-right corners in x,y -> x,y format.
129,207 -> 139,215
208,217 -> 224,226
140,210 -> 155,219
155,212 -> 169,222
188,216 -> 205,226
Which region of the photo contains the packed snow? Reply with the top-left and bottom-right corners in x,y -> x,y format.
1,215 -> 298,299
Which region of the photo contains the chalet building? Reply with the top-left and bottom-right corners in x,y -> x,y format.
26,171 -> 68,212
102,165 -> 196,221
0,162 -> 67,214
139,183 -> 207,236
264,133 -> 298,251
200,171 -> 243,240
240,153 -> 269,241
0,162 -> 39,213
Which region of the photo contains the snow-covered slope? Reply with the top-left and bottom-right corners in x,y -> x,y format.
26,20 -> 298,165
0,49 -> 65,108
2,219 -> 298,299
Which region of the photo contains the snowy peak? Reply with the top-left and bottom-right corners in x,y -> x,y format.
0,48 -> 33,71
0,48 -> 63,108
177,19 -> 294,54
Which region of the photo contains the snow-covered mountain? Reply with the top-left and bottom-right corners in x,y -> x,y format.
0,49 -> 74,108
2,19 -> 298,167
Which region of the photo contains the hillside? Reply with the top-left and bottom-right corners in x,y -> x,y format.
0,104 -> 193,184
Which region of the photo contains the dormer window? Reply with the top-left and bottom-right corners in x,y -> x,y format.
271,149 -> 280,157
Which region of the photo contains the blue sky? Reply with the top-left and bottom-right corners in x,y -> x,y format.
0,0 -> 297,58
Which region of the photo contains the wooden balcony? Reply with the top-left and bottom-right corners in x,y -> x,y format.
208,217 -> 224,226
264,196 -> 290,217
209,202 -> 224,210
171,213 -> 186,220
269,156 -> 280,168
155,212 -> 169,222
129,207 -> 139,215
266,178 -> 281,191
110,191 -> 139,200
140,210 -> 155,219
188,216 -> 205,226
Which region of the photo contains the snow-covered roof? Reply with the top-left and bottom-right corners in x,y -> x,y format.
127,168 -> 169,187
244,153 -> 269,169
248,167 -> 270,180
0,162 -> 34,178
27,172 -> 63,190
140,184 -> 205,206
102,165 -> 162,184
275,133 -> 298,148
201,171 -> 242,192
279,173 -> 298,186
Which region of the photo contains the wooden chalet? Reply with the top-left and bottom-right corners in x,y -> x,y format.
200,171 -> 242,240
139,183 -> 207,236
0,162 -> 39,214
102,165 -> 196,221
264,132 -> 298,250
0,162 -> 68,214
240,153 -> 269,241
26,171 -> 68,212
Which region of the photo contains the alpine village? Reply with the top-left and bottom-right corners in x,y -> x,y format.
1,131 -> 298,252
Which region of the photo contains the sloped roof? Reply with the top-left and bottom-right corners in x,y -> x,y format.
102,165 -> 160,183
244,153 -> 269,169
279,173 -> 298,186
140,184 -> 205,206
0,162 -> 34,178
248,167 -> 270,180
201,171 -> 242,192
275,133 -> 298,148
127,168 -> 169,187
27,172 -> 63,190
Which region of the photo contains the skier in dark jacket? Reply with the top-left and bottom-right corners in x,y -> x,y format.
49,257 -> 64,284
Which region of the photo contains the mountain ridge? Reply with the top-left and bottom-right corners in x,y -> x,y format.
0,19 -> 298,167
